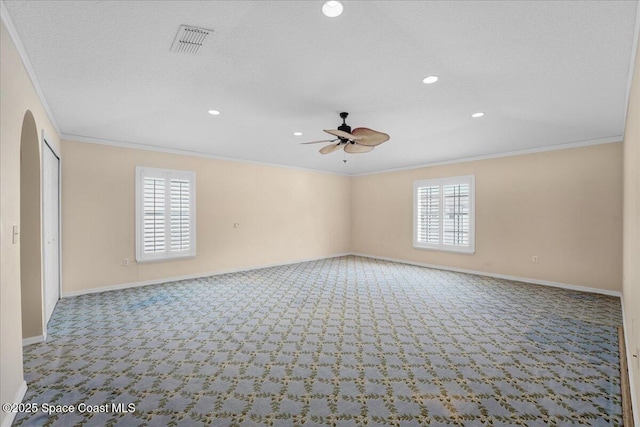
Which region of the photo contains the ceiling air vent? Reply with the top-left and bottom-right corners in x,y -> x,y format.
170,25 -> 213,55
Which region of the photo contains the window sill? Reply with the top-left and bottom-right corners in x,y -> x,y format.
135,254 -> 196,264
413,244 -> 475,255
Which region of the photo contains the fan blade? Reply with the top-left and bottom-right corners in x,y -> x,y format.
344,143 -> 374,154
319,143 -> 342,154
351,128 -> 390,146
324,129 -> 361,140
301,139 -> 337,145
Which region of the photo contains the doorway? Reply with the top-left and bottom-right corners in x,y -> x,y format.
20,110 -> 44,341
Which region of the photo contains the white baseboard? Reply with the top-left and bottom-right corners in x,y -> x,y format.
22,334 -> 46,347
62,252 -> 622,299
351,253 -> 622,297
621,298 -> 640,426
1,380 -> 27,427
62,253 -> 352,298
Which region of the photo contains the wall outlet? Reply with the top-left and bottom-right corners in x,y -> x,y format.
532,256 -> 538,263
122,258 -> 132,266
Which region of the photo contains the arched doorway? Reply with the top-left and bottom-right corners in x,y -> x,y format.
20,110 -> 44,342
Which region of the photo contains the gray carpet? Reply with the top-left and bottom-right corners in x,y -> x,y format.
14,256 -> 622,426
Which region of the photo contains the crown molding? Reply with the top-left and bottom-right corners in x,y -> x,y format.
352,136 -> 623,177
63,133 -> 622,178
61,133 -> 350,177
0,1 -> 61,135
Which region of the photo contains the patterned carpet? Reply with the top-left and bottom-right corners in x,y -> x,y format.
14,256 -> 622,426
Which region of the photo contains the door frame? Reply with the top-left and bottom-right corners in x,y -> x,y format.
41,130 -> 61,334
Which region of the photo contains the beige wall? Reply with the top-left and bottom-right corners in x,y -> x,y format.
352,143 -> 623,292
623,28 -> 640,423
0,19 -> 61,426
61,140 -> 351,293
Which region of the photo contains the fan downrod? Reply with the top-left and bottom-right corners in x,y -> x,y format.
338,112 -> 351,142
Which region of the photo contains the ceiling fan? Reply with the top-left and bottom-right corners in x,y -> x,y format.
302,112 -> 390,154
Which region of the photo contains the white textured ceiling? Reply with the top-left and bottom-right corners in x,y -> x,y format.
3,0 -> 638,174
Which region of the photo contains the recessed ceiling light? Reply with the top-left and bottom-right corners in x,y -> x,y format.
208,110 -> 220,115
322,1 -> 343,17
293,132 -> 303,136
422,75 -> 438,84
472,112 -> 485,118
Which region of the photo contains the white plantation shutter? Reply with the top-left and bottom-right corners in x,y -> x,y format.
416,185 -> 440,244
136,167 -> 196,262
414,176 -> 475,253
143,177 -> 166,254
442,183 -> 470,246
170,178 -> 191,251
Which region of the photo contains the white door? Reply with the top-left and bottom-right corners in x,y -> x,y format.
43,142 -> 60,324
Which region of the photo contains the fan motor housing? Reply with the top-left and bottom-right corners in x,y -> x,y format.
338,124 -> 351,133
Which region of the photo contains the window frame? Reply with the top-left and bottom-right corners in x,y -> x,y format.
413,175 -> 475,254
135,166 -> 196,263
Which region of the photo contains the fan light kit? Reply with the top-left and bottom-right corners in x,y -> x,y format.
302,112 -> 389,155
322,1 -> 343,17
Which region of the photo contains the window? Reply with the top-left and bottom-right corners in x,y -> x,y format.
413,175 -> 475,253
136,166 -> 196,262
